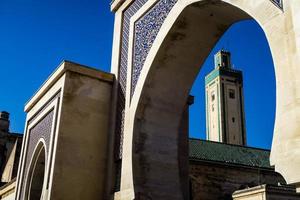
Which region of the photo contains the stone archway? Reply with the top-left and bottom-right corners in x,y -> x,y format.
111,0 -> 300,199
25,142 -> 46,200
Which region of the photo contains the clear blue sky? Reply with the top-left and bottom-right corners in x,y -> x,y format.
190,21 -> 276,149
0,0 -> 275,149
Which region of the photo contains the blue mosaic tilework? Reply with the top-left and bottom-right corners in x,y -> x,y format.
27,92 -> 60,126
270,0 -> 283,9
131,0 -> 177,96
26,110 -> 54,168
115,0 -> 149,160
116,0 -> 178,160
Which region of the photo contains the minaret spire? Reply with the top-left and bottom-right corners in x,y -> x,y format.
214,50 -> 232,69
205,50 -> 246,146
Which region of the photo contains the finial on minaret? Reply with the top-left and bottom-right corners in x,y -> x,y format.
214,50 -> 232,69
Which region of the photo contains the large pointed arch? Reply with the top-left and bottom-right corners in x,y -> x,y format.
114,0 -> 300,199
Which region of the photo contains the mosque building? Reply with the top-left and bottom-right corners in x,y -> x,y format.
0,52 -> 299,199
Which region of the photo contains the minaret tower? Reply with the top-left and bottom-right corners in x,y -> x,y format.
205,50 -> 246,146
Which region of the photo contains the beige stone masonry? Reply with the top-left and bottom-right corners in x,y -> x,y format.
233,184 -> 300,200
15,61 -> 115,200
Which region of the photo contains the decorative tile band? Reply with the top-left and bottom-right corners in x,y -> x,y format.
131,0 -> 177,97
270,0 -> 283,9
116,0 -> 178,161
115,0 -> 149,160
25,110 -> 54,169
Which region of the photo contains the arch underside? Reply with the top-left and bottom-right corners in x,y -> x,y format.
26,144 -> 46,200
132,1 -> 252,199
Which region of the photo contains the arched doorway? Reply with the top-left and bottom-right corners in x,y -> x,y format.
25,142 -> 46,200
114,0 -> 300,199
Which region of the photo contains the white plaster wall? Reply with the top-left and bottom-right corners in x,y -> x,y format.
206,80 -> 221,142
221,77 -> 245,145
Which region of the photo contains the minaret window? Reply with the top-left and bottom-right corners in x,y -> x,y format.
229,89 -> 235,99
211,93 -> 215,101
222,55 -> 228,67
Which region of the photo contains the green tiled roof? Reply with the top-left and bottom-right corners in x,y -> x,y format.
189,139 -> 272,169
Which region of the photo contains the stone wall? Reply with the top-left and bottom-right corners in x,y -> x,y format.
0,112 -> 22,186
190,161 -> 285,200
233,184 -> 300,200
